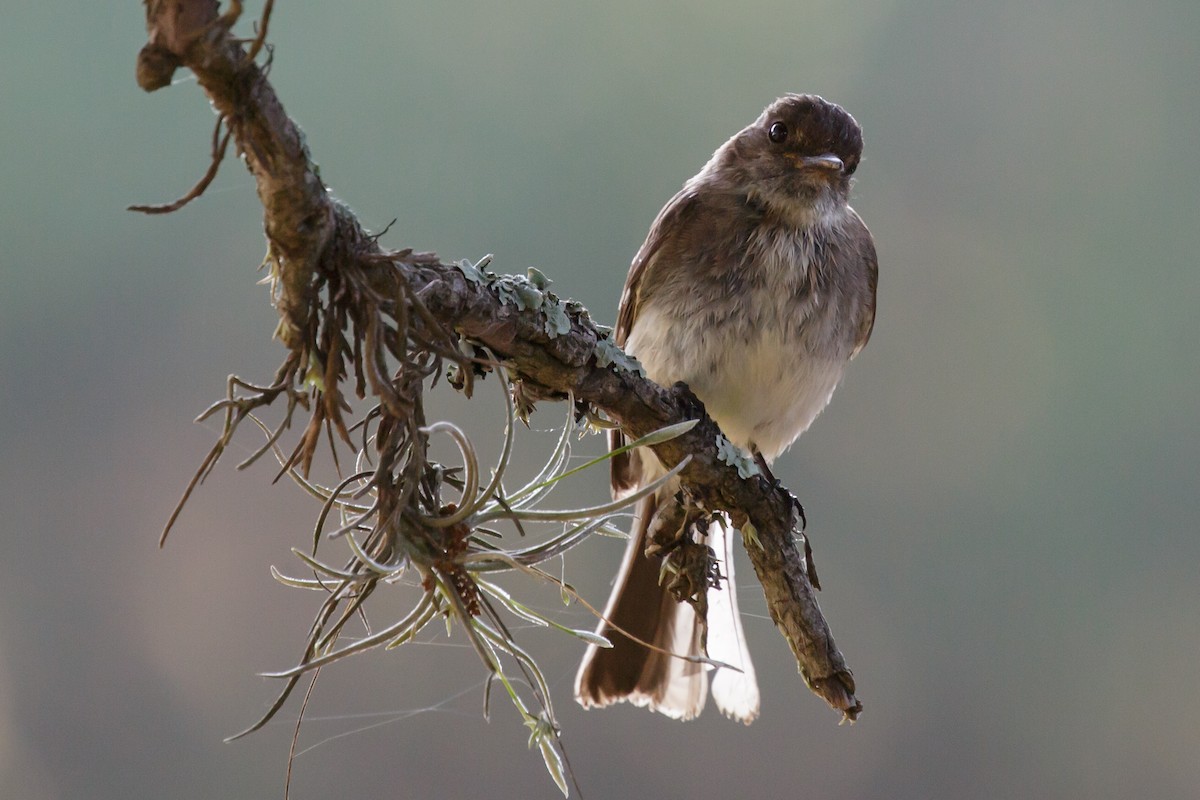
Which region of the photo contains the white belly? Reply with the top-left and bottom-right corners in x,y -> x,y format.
625,304 -> 846,463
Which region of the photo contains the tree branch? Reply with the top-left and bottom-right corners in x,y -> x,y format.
135,0 -> 860,720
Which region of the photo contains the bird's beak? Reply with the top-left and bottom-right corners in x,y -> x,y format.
798,154 -> 844,172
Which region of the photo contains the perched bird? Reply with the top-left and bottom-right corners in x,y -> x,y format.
575,94 -> 877,722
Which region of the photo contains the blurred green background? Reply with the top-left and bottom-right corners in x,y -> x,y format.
2,1 -> 1198,798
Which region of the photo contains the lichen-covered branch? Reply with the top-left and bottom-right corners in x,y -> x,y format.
135,0 -> 860,720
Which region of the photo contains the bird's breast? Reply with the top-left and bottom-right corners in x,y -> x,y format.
625,219 -> 860,461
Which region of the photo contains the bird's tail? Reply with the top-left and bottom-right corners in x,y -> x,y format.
574,495 -> 759,723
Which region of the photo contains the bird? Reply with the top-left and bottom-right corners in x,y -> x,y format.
574,94 -> 877,723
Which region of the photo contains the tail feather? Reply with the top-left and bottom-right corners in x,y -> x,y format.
574,494 -> 707,719
707,518 -> 761,723
574,496 -> 758,722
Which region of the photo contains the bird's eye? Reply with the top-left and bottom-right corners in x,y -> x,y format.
768,121 -> 788,143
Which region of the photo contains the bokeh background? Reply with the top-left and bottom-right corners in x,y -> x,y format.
2,1 -> 1198,798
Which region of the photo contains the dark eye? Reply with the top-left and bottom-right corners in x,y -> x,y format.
768,121 -> 788,143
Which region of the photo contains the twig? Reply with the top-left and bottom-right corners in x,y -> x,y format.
244,0 -> 274,64
127,116 -> 231,215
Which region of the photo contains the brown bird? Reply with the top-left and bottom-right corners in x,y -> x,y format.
574,94 -> 877,722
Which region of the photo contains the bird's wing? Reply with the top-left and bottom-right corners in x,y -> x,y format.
610,188 -> 702,496
846,206 -> 878,359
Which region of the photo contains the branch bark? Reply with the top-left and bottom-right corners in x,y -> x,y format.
135,0 -> 860,720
